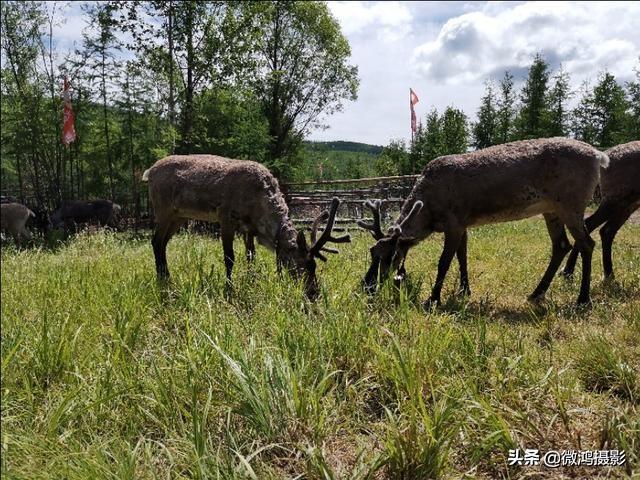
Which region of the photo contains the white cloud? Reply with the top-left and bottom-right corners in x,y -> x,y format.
49,2 -> 89,53
328,1 -> 413,43
412,2 -> 640,85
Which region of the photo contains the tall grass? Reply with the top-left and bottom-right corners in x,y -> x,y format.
1,219 -> 639,478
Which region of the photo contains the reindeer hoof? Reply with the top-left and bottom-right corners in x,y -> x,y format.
457,285 -> 471,297
527,293 -> 545,304
602,273 -> 616,285
576,296 -> 591,307
560,269 -> 574,280
422,297 -> 440,311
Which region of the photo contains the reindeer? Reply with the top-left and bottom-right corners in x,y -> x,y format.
1,202 -> 35,247
358,138 -> 609,306
51,199 -> 121,232
563,141 -> 640,280
142,155 -> 350,299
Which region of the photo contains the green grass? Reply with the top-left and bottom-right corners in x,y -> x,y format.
2,218 -> 639,479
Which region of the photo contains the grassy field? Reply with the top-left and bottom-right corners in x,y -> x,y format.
1,218 -> 639,479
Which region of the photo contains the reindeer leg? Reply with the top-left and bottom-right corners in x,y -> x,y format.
244,233 -> 256,263
220,223 -> 236,290
11,228 -> 22,249
363,255 -> 381,295
563,202 -> 611,277
529,214 -> 571,301
152,218 -> 183,280
564,213 -> 595,305
152,224 -> 170,280
599,209 -> 632,280
21,228 -> 32,248
456,229 -> 470,296
425,227 -> 464,307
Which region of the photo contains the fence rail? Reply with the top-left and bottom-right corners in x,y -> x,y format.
284,174 -> 417,228
2,173 -> 420,231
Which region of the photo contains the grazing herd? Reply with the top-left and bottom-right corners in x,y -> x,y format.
2,138 -> 638,308
0,199 -> 121,243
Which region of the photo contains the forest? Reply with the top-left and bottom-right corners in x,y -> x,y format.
379,56 -> 640,176
1,1 -> 359,212
1,2 -> 639,215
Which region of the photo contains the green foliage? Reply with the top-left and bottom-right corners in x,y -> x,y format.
572,81 -> 600,145
376,139 -> 407,176
592,71 -> 631,148
410,107 -> 468,173
1,0 -> 360,208
546,67 -> 572,137
192,88 -> 269,161
410,109 -> 443,173
440,106 -> 468,154
572,72 -> 634,148
246,1 -> 359,177
294,141 -> 381,181
496,71 -> 516,144
471,56 -> 637,154
515,53 -> 551,139
473,81 -> 498,149
626,63 -> 640,140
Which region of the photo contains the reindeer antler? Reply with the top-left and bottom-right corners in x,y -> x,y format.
395,200 -> 424,233
357,199 -> 385,240
309,197 -> 351,261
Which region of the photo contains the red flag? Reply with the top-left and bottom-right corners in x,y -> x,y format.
62,76 -> 76,146
410,88 -> 419,134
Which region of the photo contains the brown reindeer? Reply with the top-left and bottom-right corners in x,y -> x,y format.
1,202 -> 35,247
142,155 -> 349,299
563,140 -> 640,280
358,138 -> 609,306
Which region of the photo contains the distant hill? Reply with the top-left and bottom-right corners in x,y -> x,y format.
304,140 -> 384,155
295,141 -> 384,182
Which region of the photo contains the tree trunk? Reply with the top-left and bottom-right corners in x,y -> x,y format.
180,2 -> 195,154
168,0 -> 175,153
101,47 -> 115,199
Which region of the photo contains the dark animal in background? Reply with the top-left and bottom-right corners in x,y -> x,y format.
50,200 -> 121,231
563,141 -> 640,280
1,202 -> 35,247
28,206 -> 51,237
1,195 -> 18,204
358,138 -> 609,306
142,155 -> 350,299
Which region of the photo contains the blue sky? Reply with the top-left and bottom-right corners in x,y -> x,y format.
48,1 -> 640,146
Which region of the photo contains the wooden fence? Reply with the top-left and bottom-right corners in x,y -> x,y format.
2,173 -> 421,232
284,174 -> 418,229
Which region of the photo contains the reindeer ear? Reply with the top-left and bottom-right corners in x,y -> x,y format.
296,231 -> 308,251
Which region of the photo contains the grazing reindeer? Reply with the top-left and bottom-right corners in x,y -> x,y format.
51,200 -> 121,231
142,155 -> 350,299
358,138 -> 609,306
1,202 -> 35,247
563,141 -> 640,279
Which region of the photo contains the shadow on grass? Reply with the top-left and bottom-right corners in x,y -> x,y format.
436,295 -> 548,324
591,278 -> 640,302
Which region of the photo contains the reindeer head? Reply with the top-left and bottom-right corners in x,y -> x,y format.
357,199 -> 423,293
279,197 -> 351,300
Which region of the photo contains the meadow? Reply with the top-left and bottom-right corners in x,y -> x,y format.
1,218 -> 639,479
